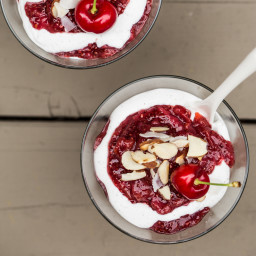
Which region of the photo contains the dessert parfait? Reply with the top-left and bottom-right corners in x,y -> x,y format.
94,89 -> 241,234
17,0 -> 152,59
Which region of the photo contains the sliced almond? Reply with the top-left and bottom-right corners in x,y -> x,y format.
153,143 -> 178,159
121,171 -> 146,181
158,160 -> 170,185
139,132 -> 171,139
187,135 -> 208,157
175,154 -> 185,165
155,159 -> 161,167
169,136 -> 188,142
139,139 -> 163,151
121,151 -> 145,171
196,195 -> 206,202
51,0 -> 59,18
147,144 -> 155,154
150,169 -> 156,178
140,141 -> 151,151
51,0 -> 69,18
158,185 -> 172,200
143,161 -> 158,169
152,173 -> 163,192
172,139 -> 189,148
150,127 -> 169,132
198,156 -> 203,161
52,0 -> 60,8
131,151 -> 156,164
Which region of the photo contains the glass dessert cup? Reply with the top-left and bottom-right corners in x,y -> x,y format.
0,0 -> 161,69
81,75 -> 249,243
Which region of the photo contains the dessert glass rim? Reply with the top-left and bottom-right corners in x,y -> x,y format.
80,76 -> 249,244
0,0 -> 162,69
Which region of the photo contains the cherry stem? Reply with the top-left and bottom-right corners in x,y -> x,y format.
194,178 -> 241,188
91,0 -> 97,14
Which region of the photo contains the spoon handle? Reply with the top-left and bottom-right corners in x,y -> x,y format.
204,48 -> 256,122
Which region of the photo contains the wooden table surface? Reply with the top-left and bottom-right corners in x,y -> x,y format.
0,0 -> 256,255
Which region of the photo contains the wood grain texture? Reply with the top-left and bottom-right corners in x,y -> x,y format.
0,2 -> 256,119
0,122 -> 254,255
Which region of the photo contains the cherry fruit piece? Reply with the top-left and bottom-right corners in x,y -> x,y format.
171,164 -> 210,200
75,0 -> 117,34
171,164 -> 241,200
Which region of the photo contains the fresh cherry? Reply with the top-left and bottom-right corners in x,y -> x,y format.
171,164 -> 210,200
171,164 -> 241,200
75,0 -> 117,34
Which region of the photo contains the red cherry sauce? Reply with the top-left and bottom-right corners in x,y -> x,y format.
24,0 -> 152,59
95,105 -> 235,234
151,207 -> 210,234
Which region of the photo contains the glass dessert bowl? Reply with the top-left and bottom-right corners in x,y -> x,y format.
81,76 -> 249,243
0,0 -> 161,69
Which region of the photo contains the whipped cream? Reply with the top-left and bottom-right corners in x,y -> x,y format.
17,0 -> 147,53
94,89 -> 231,228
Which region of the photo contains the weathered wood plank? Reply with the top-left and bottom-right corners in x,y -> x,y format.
0,122 -> 254,255
0,2 -> 256,118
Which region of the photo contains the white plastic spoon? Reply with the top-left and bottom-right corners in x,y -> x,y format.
192,48 -> 256,123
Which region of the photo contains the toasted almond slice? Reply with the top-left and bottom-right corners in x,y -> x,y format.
139,132 -> 171,139
175,154 -> 185,165
198,156 -> 203,161
187,135 -> 208,157
52,0 -> 60,8
143,161 -> 158,169
140,141 -> 151,151
121,171 -> 146,181
155,159 -> 161,167
51,7 -> 58,18
147,144 -> 155,154
121,151 -> 145,171
131,151 -> 156,164
51,1 -> 69,18
158,185 -> 172,200
153,143 -> 178,159
139,139 -> 163,151
196,195 -> 206,202
172,139 -> 189,148
150,127 -> 169,132
152,172 -> 163,192
150,169 -> 156,178
51,0 -> 59,18
158,160 -> 170,185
